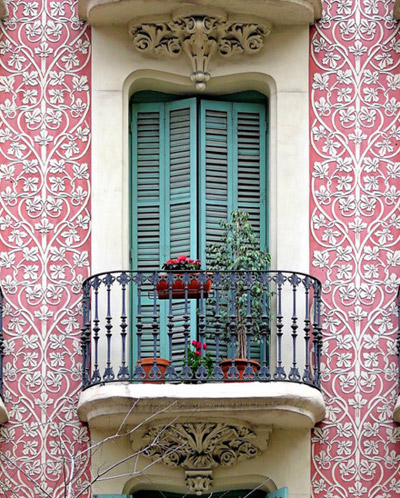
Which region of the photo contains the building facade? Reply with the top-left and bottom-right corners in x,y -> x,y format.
0,0 -> 399,497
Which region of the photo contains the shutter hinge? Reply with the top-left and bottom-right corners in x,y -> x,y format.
129,248 -> 134,263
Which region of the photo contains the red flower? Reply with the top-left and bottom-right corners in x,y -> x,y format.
195,351 -> 201,356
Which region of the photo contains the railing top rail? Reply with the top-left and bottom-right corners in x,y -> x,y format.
83,269 -> 322,288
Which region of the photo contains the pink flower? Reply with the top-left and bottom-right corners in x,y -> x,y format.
195,351 -> 201,356
192,340 -> 197,346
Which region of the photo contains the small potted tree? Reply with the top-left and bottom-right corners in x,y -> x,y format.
207,211 -> 271,380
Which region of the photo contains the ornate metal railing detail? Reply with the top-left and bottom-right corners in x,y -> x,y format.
81,270 -> 322,389
0,288 -> 4,400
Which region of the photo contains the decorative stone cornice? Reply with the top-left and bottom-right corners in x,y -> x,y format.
128,12 -> 271,90
141,421 -> 271,495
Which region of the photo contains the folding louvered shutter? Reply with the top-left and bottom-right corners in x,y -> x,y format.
266,488 -> 289,498
199,100 -> 267,360
234,103 -> 267,248
165,99 -> 198,364
131,99 -> 197,362
199,101 -> 267,259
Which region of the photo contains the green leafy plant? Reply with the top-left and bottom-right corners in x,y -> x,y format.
207,211 -> 272,359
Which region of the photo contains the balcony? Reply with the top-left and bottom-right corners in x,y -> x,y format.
0,289 -> 8,424
77,270 -> 325,431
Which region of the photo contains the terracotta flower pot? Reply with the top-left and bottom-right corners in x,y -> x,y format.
138,357 -> 170,384
220,358 -> 260,381
156,273 -> 212,299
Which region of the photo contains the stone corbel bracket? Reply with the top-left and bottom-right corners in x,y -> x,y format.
136,421 -> 272,495
128,10 -> 272,90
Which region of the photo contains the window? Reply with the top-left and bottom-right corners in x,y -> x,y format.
130,92 -> 268,361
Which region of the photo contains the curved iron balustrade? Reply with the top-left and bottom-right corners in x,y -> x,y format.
81,270 -> 323,389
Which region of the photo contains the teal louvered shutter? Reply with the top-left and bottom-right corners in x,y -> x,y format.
199,100 -> 267,360
165,99 -> 198,363
94,495 -> 132,498
266,488 -> 289,498
199,100 -> 267,260
131,99 -> 197,362
234,102 -> 267,248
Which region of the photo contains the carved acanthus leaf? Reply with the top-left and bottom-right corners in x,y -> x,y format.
129,13 -> 271,90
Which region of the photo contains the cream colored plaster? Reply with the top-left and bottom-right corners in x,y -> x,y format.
89,425 -> 311,497
77,381 -> 326,430
92,24 -> 310,275
79,0 -> 322,27
0,398 -> 8,424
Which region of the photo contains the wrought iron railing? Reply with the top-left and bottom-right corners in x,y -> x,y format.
0,288 -> 4,400
81,270 -> 322,389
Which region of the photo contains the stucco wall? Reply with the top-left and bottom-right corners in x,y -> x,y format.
0,2 -> 92,496
310,1 -> 400,497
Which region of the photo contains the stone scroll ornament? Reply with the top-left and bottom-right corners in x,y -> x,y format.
142,422 -> 270,495
129,14 -> 271,90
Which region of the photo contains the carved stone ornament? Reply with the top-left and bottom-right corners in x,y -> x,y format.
128,12 -> 271,90
141,422 -> 271,495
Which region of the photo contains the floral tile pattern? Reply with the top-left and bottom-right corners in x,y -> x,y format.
310,1 -> 400,497
0,1 -> 91,496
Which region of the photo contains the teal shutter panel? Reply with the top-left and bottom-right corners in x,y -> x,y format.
199,100 -> 267,361
165,99 -> 198,362
131,99 -> 197,361
199,100 -> 267,261
94,495 -> 132,498
234,102 -> 267,249
267,488 -> 289,498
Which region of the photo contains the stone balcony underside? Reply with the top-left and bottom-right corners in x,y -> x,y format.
78,0 -> 322,27
77,381 -> 326,431
0,398 -> 8,424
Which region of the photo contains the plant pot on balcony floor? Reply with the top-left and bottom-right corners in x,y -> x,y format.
156,273 -> 212,299
138,357 -> 170,384
220,358 -> 260,382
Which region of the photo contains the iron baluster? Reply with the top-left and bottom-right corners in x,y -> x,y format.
312,280 -> 319,387
258,272 -> 271,380
211,272 -> 224,380
117,272 -> 130,380
302,276 -> 312,384
273,272 -> 286,380
288,273 -> 301,381
103,273 -> 115,382
80,280 -> 91,388
243,271 -> 256,380
181,272 -> 192,381
91,277 -> 101,384
227,272 -> 240,380
196,271 -> 208,381
133,272 -> 145,380
164,272 -> 176,381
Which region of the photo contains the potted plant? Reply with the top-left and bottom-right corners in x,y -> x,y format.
156,256 -> 212,299
207,211 -> 272,380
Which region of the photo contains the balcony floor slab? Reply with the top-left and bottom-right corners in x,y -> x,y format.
0,398 -> 8,424
393,396 -> 400,423
78,381 -> 325,431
